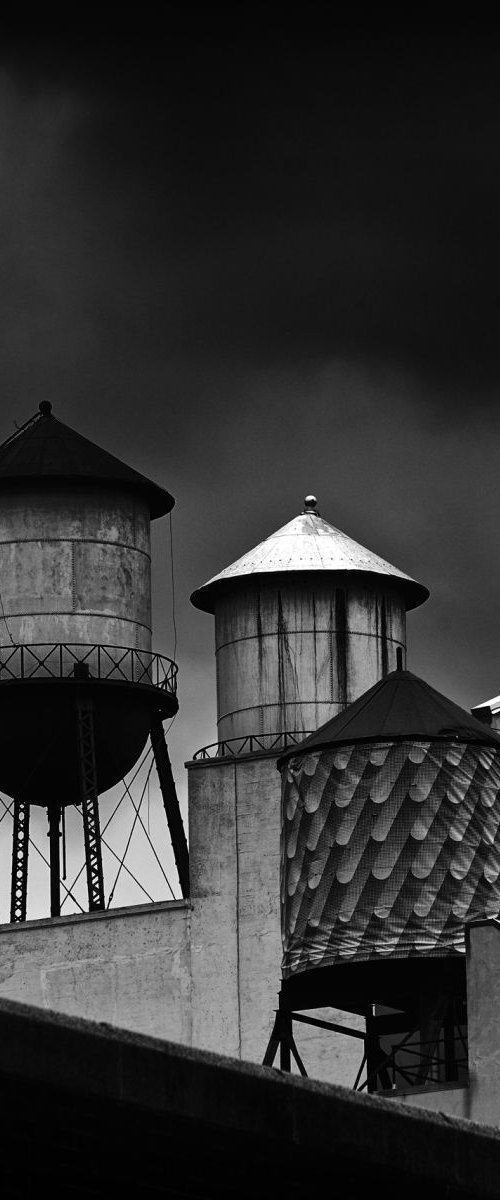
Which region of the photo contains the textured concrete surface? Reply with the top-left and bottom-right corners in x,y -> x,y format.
465,920 -> 500,1125
0,900 -> 191,1043
0,996 -> 499,1199
188,752 -> 363,1083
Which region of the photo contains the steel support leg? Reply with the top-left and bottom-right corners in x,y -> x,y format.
76,697 -> 105,912
48,804 -> 61,918
10,798 -> 30,923
151,712 -> 189,898
262,1009 -> 308,1076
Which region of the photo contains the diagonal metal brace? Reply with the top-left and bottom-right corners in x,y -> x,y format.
76,695 -> 105,911
262,1010 -> 308,1076
151,712 -> 189,898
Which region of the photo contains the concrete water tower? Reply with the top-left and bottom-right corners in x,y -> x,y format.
266,667 -> 500,1092
0,403 -> 188,921
187,497 -> 428,1062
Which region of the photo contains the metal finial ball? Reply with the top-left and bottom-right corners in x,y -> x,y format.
304,495 -> 317,509
39,401 -> 52,416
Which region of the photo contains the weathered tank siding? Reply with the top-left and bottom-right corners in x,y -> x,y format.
214,580 -> 406,740
0,483 -> 152,650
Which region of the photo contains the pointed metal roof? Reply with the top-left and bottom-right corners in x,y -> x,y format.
191,496 -> 429,613
278,668 -> 500,763
0,403 -> 174,519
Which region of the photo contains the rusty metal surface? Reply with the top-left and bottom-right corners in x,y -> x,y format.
0,482 -> 153,652
191,505 -> 428,613
213,581 -> 406,742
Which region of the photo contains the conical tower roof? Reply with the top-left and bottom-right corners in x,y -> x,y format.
279,668 -> 500,762
0,402 -> 174,519
191,496 -> 429,613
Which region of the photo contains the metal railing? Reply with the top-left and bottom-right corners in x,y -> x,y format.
360,1029 -> 469,1095
0,643 -> 178,696
193,730 -> 310,760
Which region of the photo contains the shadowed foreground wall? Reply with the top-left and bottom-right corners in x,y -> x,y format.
0,996 -> 499,1199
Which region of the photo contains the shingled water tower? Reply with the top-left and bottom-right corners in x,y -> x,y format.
265,668 -> 500,1093
0,403 -> 188,921
187,497 -> 429,1062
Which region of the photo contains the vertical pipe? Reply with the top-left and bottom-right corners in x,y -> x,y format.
48,804 -> 61,918
279,1011 -> 292,1071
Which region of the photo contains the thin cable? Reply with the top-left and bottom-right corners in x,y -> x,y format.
66,805 -> 155,908
107,758 -> 155,907
100,743 -> 154,838
106,735 -> 177,900
168,510 -> 178,664
119,767 -> 176,900
62,743 -> 155,902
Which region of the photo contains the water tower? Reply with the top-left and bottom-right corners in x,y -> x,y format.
0,403 -> 188,921
265,666 -> 500,1092
187,496 -> 429,1062
191,495 -> 429,747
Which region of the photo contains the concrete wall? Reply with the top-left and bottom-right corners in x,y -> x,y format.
0,751 -> 361,1087
188,752 -> 363,1084
4,997 -> 500,1200
215,581 -> 406,741
465,920 -> 500,1124
0,899 -> 191,1043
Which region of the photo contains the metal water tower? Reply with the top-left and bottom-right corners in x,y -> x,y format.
0,402 -> 188,920
191,496 -> 429,750
265,666 -> 500,1093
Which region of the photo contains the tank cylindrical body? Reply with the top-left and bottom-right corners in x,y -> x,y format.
0,482 -> 151,654
281,736 -> 500,979
0,406 -> 176,806
192,499 -> 428,748
215,578 -> 406,741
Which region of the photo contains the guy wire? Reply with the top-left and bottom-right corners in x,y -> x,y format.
169,510 -> 178,664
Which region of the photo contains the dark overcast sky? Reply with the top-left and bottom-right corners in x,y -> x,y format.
0,19 -> 500,830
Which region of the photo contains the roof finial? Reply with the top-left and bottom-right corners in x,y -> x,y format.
39,401 -> 52,417
303,494 -> 320,515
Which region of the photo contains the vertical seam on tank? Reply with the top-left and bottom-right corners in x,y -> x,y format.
71,541 -> 77,612
381,595 -> 388,677
234,760 -> 242,1059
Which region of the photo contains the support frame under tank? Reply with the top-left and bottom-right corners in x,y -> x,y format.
0,641 -> 189,920
263,955 -> 469,1096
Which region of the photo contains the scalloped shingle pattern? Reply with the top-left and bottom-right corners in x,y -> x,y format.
281,740 -> 500,976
